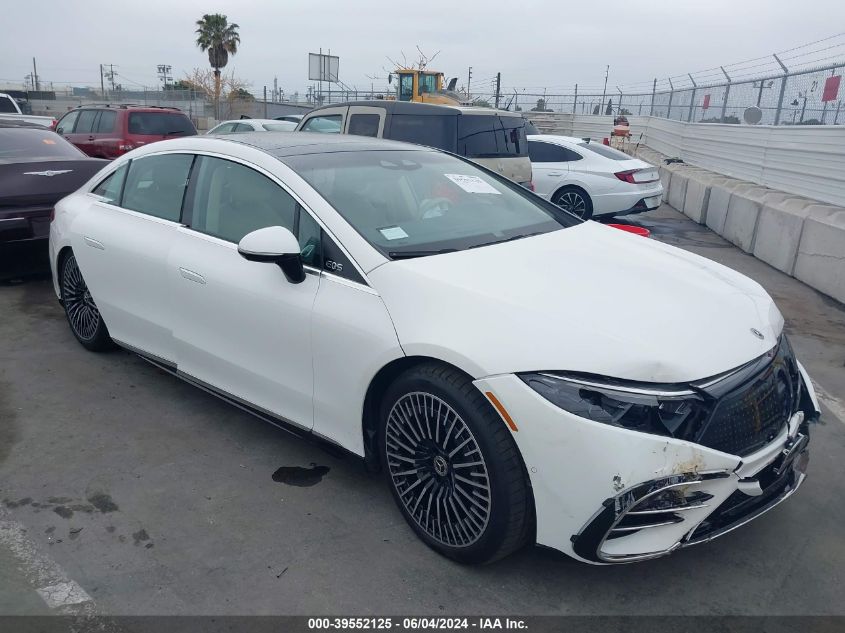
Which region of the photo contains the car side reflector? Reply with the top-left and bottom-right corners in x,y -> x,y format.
485,391 -> 518,432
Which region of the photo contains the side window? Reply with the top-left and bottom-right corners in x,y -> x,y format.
91,163 -> 129,204
56,111 -> 79,134
527,141 -> 581,163
96,110 -> 117,133
74,110 -> 98,134
297,210 -> 322,268
457,115 -> 498,157
321,232 -> 366,284
188,156 -> 297,243
399,74 -> 414,101
300,115 -> 342,133
122,154 -> 193,221
232,122 -> 253,133
347,113 -> 380,137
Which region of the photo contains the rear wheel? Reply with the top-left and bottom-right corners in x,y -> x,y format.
60,252 -> 114,352
380,363 -> 532,564
552,186 -> 593,220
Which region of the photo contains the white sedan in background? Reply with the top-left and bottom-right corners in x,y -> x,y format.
49,134 -> 817,565
528,135 -> 663,219
207,119 -> 297,135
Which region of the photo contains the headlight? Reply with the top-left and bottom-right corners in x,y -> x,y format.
519,372 -> 709,438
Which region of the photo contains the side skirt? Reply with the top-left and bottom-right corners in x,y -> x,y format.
113,339 -> 355,461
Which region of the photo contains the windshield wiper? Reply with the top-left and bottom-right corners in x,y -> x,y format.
388,248 -> 458,260
469,231 -> 544,249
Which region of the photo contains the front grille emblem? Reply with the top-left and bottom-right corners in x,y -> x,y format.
750,328 -> 765,340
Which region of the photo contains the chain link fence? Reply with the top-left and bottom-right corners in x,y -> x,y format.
472,61 -> 844,125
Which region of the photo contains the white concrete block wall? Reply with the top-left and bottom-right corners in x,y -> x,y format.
753,198 -> 818,275
794,207 -> 845,303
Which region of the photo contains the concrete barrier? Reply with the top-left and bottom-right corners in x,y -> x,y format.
722,185 -> 772,253
682,172 -> 717,224
753,197 -> 818,275
794,206 -> 845,304
667,168 -> 692,212
705,178 -> 744,235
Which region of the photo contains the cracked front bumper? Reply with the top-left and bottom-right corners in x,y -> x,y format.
474,362 -> 818,564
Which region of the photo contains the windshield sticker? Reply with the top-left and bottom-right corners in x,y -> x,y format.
444,174 -> 502,195
379,226 -> 409,240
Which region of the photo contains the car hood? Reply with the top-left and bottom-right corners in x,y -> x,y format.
368,222 -> 783,383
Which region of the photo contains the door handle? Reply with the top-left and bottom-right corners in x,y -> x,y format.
88,136 -> 96,141
179,267 -> 206,285
83,236 -> 104,250
547,172 -> 563,177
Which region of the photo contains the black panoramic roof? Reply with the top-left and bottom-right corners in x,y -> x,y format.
193,131 -> 433,157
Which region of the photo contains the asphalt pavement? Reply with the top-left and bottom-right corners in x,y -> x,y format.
1,205 -> 844,616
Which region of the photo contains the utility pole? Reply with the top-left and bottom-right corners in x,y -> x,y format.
467,66 -> 473,99
157,65 -> 172,90
494,72 -> 501,109
32,57 -> 40,92
264,86 -> 268,117
273,76 -> 278,102
600,65 -> 609,115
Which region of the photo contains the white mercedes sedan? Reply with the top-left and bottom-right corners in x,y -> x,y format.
49,133 -> 819,565
528,134 -> 664,219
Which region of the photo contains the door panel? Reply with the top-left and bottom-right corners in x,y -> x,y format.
71,200 -> 179,361
169,230 -> 320,428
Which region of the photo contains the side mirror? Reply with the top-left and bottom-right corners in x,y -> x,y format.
237,226 -> 305,284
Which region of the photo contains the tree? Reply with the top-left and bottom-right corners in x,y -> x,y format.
184,68 -> 251,118
195,13 -> 241,119
530,98 -> 552,112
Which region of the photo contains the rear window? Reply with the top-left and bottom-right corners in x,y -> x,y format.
0,129 -> 85,163
128,112 -> 197,136
387,114 -> 457,151
577,142 -> 631,160
457,115 -> 527,158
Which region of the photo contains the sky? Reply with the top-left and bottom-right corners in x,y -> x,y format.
3,0 -> 844,99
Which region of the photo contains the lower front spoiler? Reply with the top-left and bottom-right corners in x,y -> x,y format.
571,432 -> 810,564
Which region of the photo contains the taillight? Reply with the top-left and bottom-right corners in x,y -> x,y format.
614,170 -> 638,184
50,119 -> 58,130
527,181 -> 535,191
615,169 -> 658,184
49,208 -> 55,222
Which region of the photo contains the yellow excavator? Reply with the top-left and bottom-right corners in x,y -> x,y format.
389,68 -> 468,105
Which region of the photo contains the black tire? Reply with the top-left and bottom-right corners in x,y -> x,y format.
380,363 -> 533,564
552,186 -> 593,220
60,252 -> 114,352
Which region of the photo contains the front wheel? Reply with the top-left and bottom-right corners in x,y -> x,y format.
60,252 -> 114,352
380,363 -> 533,564
552,186 -> 593,220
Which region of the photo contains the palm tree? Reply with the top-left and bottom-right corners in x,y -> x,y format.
195,13 -> 240,119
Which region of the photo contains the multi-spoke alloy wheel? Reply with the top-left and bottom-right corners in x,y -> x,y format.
60,253 -> 113,351
381,363 -> 533,563
385,392 -> 491,547
553,187 -> 592,219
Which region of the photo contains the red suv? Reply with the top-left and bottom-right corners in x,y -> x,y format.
54,105 -> 197,159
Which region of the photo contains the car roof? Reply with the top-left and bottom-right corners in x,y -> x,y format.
215,119 -> 293,125
305,100 -> 521,117
188,131 -> 433,157
71,104 -> 187,113
527,134 -> 588,145
0,119 -> 47,129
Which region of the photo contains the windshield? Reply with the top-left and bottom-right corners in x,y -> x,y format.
128,112 -> 197,136
284,149 -> 577,258
0,129 -> 85,163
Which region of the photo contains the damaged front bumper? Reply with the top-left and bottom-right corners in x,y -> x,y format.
474,361 -> 819,564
